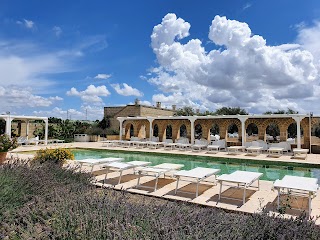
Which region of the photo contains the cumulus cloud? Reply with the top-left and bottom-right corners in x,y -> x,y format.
148,13 -> 319,113
16,19 -> 35,29
111,83 -> 143,97
0,86 -> 62,113
296,21 -> 320,69
67,85 -> 110,104
94,73 -> 111,80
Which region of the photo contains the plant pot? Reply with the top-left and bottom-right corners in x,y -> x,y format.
0,152 -> 7,165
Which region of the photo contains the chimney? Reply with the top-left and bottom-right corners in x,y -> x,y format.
196,109 -> 200,114
156,102 -> 161,108
172,105 -> 176,111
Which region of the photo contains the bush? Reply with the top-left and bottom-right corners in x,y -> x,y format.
0,134 -> 18,152
32,148 -> 74,165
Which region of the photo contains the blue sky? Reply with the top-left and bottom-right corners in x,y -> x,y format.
1,0 -> 320,120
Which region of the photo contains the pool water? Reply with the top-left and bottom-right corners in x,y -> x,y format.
72,149 -> 320,182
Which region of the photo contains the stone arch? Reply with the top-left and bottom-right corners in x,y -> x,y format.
153,124 -> 159,137
124,120 -> 138,140
287,122 -> 303,139
246,122 -> 259,142
166,124 -> 172,139
136,120 -> 150,139
124,123 -> 134,139
179,124 -> 187,138
263,119 -> 281,142
194,123 -> 203,139
223,119 -> 241,141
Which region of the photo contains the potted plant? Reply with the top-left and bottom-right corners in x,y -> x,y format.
0,134 -> 18,164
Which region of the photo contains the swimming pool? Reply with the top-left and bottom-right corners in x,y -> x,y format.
72,149 -> 320,182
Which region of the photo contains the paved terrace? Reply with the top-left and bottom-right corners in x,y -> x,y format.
11,142 -> 320,223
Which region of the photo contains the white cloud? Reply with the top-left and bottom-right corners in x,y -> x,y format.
0,86 -> 62,113
111,83 -> 143,97
148,14 -> 320,114
67,85 -> 110,103
53,26 -> 62,37
33,105 -> 104,120
94,73 -> 111,80
17,19 -> 35,29
296,21 -> 320,69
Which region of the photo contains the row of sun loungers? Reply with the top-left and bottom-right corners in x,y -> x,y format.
101,138 -> 309,159
77,158 -> 319,215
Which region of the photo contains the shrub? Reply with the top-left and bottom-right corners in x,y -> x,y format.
1,162 -> 320,239
0,134 -> 18,152
32,148 -> 74,165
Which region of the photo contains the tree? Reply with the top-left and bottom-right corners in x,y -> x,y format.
98,117 -> 111,130
214,107 -> 248,115
174,107 -> 195,116
48,117 -> 62,124
264,108 -> 299,115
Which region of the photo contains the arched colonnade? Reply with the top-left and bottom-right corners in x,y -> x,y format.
118,114 -> 312,149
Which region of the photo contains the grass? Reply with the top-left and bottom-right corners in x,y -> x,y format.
1,161 -> 320,239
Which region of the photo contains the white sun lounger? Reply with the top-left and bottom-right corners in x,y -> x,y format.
292,148 -> 309,160
177,143 -> 192,151
227,146 -> 246,155
267,147 -> 284,157
246,146 -> 263,155
77,157 -> 124,173
103,161 -> 151,185
273,175 -> 318,215
135,163 -> 184,191
101,140 -> 116,147
217,171 -> 263,204
147,141 -> 163,149
163,142 -> 176,150
174,167 -> 220,197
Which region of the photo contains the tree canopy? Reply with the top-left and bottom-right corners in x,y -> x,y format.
174,106 -> 248,116
264,108 -> 298,115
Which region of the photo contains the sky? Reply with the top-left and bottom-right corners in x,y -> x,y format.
1,0 -> 320,120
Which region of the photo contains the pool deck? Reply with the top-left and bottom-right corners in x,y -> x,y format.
10,141 -> 320,223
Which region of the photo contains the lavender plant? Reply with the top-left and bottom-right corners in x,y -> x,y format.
1,162 -> 320,239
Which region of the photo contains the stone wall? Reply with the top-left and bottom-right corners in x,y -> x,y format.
104,104 -> 175,132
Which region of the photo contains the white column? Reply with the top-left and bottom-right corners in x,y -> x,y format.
26,120 -> 29,139
118,119 -> 124,140
5,116 -> 12,138
148,118 -> 153,139
238,116 -> 248,147
293,116 -> 302,149
44,119 -> 48,145
189,117 -> 196,144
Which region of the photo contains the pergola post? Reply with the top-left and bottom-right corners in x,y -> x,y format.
44,119 -> 48,145
26,120 -> 29,139
5,115 -> 12,138
238,116 -> 249,147
292,116 -> 302,149
148,118 -> 154,139
118,119 -> 124,140
189,117 -> 196,144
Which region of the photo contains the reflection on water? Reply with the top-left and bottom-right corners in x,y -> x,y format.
72,149 -> 318,181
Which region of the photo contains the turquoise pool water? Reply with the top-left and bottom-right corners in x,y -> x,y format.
72,149 -> 320,182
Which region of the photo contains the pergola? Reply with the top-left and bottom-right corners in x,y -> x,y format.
118,114 -> 314,149
0,114 -> 49,145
